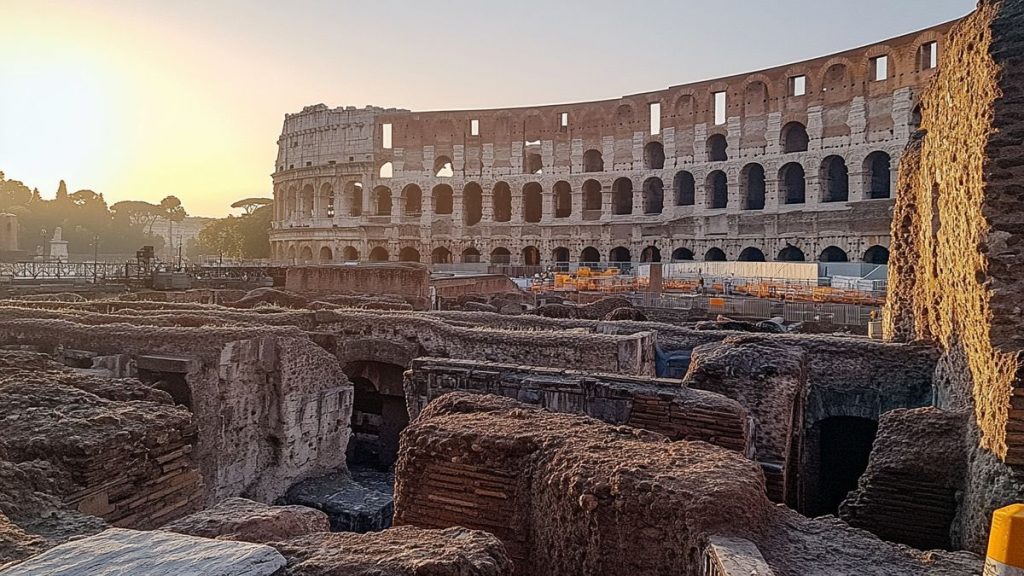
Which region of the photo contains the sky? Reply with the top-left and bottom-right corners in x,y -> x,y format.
0,0 -> 974,217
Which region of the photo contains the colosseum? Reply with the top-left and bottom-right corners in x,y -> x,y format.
270,20 -> 956,268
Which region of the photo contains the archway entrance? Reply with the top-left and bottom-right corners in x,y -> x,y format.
345,361 -> 409,470
806,416 -> 878,516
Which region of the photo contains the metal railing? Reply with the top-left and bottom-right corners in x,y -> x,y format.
628,292 -> 878,327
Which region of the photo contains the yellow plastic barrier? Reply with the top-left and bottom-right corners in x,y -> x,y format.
986,504 -> 1024,575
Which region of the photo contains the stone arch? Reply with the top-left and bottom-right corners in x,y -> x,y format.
781,121 -> 809,153
344,181 -> 363,217
819,246 -> 849,262
863,245 -> 890,265
582,180 -> 603,212
821,156 -> 850,203
287,245 -> 297,261
432,184 -> 454,215
707,171 -> 729,209
580,246 -> 601,263
522,183 -> 543,223
300,185 -> 315,218
741,163 -> 766,210
434,156 -> 454,178
780,162 -> 806,204
373,186 -> 393,216
778,246 -> 806,261
342,246 -> 359,261
399,247 -> 421,262
319,183 -> 335,218
642,177 -> 664,215
369,246 -> 389,262
490,247 -> 512,264
345,360 -> 411,468
552,247 -> 570,263
299,245 -> 314,263
318,246 -> 333,263
285,185 -> 298,219
674,171 -> 695,206
671,247 -> 694,261
644,141 -> 665,170
743,80 -> 769,116
609,246 -> 631,264
583,149 -> 604,172
431,246 -> 452,264
640,245 -> 661,263
493,182 -> 512,222
707,133 -> 729,162
704,247 -> 727,262
820,61 -> 853,104
463,182 -> 483,226
738,247 -> 766,262
461,247 -> 481,263
402,184 -> 422,216
553,181 -> 572,218
612,178 -> 633,215
864,151 -> 892,199
522,245 -> 540,266
379,161 -> 393,179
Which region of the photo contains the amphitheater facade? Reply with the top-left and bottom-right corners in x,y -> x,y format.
270,19 -> 957,269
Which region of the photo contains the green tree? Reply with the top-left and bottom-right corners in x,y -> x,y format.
231,197 -> 272,216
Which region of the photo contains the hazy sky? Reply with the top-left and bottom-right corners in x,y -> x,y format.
0,0 -> 974,217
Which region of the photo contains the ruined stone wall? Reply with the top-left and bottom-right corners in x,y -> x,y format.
284,263 -> 430,305
432,274 -> 521,300
404,357 -> 748,453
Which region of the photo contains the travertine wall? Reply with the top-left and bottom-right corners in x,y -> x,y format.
284,263 -> 430,304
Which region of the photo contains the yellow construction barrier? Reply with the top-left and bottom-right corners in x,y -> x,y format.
986,504 -> 1024,575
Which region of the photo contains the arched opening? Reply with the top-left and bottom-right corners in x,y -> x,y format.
644,141 -> 665,170
373,186 -> 393,216
320,183 -> 335,218
738,247 -> 766,262
287,245 -> 297,261
431,247 -> 452,264
463,182 -> 483,226
910,104 -> 923,131
742,163 -> 766,210
609,246 -> 631,264
821,156 -> 850,203
399,247 -> 421,262
707,134 -> 729,162
640,246 -> 661,263
674,171 -> 695,206
346,362 -> 410,469
777,246 -> 806,261
403,184 -> 422,216
863,245 -> 890,265
319,246 -> 333,263
522,183 -> 543,223
345,182 -> 363,217
704,247 -> 727,262
522,245 -> 540,266
493,182 -> 512,222
461,247 -> 481,263
642,177 -> 664,214
286,186 -> 298,219
553,181 -> 572,218
864,152 -> 892,199
743,81 -> 769,116
815,416 -> 879,516
583,149 -> 604,172
379,161 -> 393,179
364,246 -> 384,261
552,247 -> 570,263
582,180 -> 602,211
821,63 -> 851,103
300,246 -> 314,263
490,247 -> 511,264
612,178 -> 633,215
819,246 -> 849,262
781,122 -> 809,153
524,153 -> 543,175
342,246 -> 360,261
432,184 -> 453,215
580,246 -> 601,264
300,185 -> 315,219
780,163 -> 806,205
707,171 -> 729,209
671,247 -> 694,261
434,156 -> 454,178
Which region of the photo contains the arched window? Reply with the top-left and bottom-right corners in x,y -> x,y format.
522,183 -> 543,223
583,149 -> 604,172
738,247 -> 765,262
742,164 -> 766,210
320,183 -> 335,218
642,178 -> 664,214
379,162 -> 393,179
671,247 -> 694,261
522,245 -> 540,266
777,246 -> 805,261
431,247 -> 452,264
612,178 -> 633,215
780,163 -> 806,204
863,245 -> 889,264
781,122 -> 809,153
864,152 -> 892,199
403,184 -> 422,216
910,104 -> 923,131
461,247 -> 481,263
743,81 -> 768,116
319,246 -> 333,263
345,182 -> 363,216
674,171 -> 695,206
369,246 -> 389,262
704,247 -> 727,261
432,184 -> 453,215
524,153 -> 543,175
300,185 -> 315,218
821,63 -> 851,103
552,247 -> 570,263
463,183 -> 483,225
373,186 -> 393,216
707,171 -> 728,209
490,247 -> 512,264
493,182 -> 512,222
434,156 -> 454,178
582,180 -> 602,212
300,246 -> 314,263
399,247 -> 421,262
609,246 -> 631,263
342,246 -> 360,261
819,246 -> 849,262
821,156 -> 849,203
553,181 -> 572,218
580,246 -> 601,263
287,245 -> 297,261
640,246 -> 661,262
644,141 -> 665,170
707,134 -> 728,162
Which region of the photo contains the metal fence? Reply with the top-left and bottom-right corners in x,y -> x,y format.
629,292 -> 878,327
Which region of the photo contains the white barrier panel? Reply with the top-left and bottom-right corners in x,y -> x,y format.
639,262 -> 821,281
